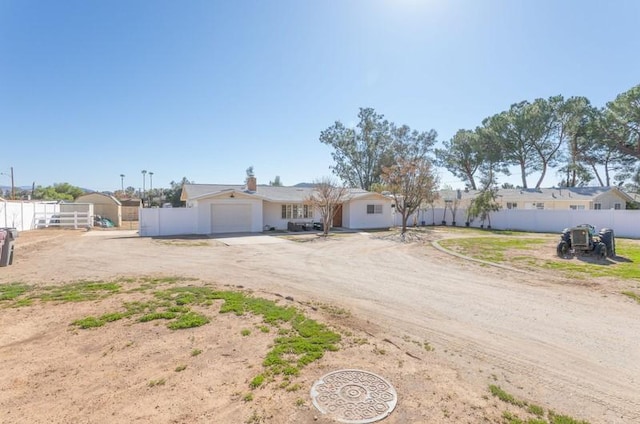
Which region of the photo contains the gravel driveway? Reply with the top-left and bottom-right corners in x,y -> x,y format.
3,229 -> 639,423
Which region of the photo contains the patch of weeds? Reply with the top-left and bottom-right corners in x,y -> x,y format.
278,381 -> 290,389
139,311 -> 178,322
250,374 -> 265,389
191,349 -> 202,356
167,312 -> 209,329
241,329 -> 251,336
502,411 -> 523,424
148,378 -> 166,387
258,325 -> 270,333
72,316 -> 106,329
489,385 -> 525,407
174,364 -> 187,372
423,341 -> 434,351
352,337 -> 369,345
440,237 -> 547,263
245,410 -> 263,424
622,291 -> 640,304
0,283 -> 32,301
492,386 -> 589,424
11,298 -> 33,307
295,398 -> 305,406
548,411 -> 590,424
40,281 -> 120,302
101,312 -> 128,322
373,346 -> 386,355
527,404 -> 544,417
242,392 -> 254,402
285,383 -> 301,392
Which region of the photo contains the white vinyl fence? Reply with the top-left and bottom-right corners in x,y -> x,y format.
139,207 -> 198,237
0,201 -> 94,231
142,205 -> 640,238
398,208 -> 640,238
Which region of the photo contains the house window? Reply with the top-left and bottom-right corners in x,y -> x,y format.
569,205 -> 585,210
594,203 -> 601,210
281,204 -> 313,219
614,203 -> 621,210
506,202 -> 518,210
534,202 -> 544,210
367,204 -> 383,214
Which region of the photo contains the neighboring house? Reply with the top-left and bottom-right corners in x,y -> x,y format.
75,192 -> 122,227
179,176 -> 393,233
436,187 -> 635,211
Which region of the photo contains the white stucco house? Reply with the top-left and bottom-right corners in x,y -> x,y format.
177,177 -> 394,234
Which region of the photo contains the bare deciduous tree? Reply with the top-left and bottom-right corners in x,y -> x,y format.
308,178 -> 348,237
381,158 -> 438,235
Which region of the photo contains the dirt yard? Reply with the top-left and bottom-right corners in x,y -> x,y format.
1,228 -> 639,424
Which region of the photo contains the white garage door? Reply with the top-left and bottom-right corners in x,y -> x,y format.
211,204 -> 252,233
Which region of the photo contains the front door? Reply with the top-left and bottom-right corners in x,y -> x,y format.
332,204 -> 343,227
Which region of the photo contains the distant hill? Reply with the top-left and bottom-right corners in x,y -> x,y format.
293,182 -> 315,188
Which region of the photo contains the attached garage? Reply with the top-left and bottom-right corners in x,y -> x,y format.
211,203 -> 252,233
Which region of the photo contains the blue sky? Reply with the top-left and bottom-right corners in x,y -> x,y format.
1,0 -> 639,192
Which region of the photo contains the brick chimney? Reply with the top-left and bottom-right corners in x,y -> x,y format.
247,176 -> 257,192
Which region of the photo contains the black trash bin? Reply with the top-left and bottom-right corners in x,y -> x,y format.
0,228 -> 18,267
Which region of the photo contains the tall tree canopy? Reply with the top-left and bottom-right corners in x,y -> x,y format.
605,84 -> 640,159
481,101 -> 541,188
32,183 -> 84,201
319,108 -> 392,190
435,129 -> 484,190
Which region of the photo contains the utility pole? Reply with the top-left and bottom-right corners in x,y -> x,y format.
120,174 -> 125,192
141,170 -> 147,207
10,167 -> 14,200
149,172 -> 154,206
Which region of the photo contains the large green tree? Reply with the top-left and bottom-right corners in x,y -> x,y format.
435,129 -> 484,190
32,183 -> 84,201
163,177 -> 192,207
481,101 -> 541,188
320,108 -> 393,190
605,84 -> 640,159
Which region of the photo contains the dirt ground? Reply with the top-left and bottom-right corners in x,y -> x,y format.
1,227 -> 639,424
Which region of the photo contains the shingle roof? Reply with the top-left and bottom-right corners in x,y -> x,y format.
182,184 -> 378,203
438,186 -> 634,202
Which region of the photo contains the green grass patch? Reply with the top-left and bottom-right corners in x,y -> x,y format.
39,281 -> 121,302
167,311 -> 209,329
191,348 -> 202,356
548,411 -> 590,424
73,316 -> 106,329
440,237 -> 548,263
249,374 -> 265,389
65,284 -> 340,387
441,236 -> 640,281
241,329 -> 251,336
489,385 -> 525,407
139,311 -> 178,322
175,364 -> 187,372
0,283 -> 32,301
490,385 -> 590,424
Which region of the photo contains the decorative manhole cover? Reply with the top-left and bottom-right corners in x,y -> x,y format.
310,369 -> 398,423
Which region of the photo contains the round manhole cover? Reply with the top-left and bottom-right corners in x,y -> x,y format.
310,369 -> 398,423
